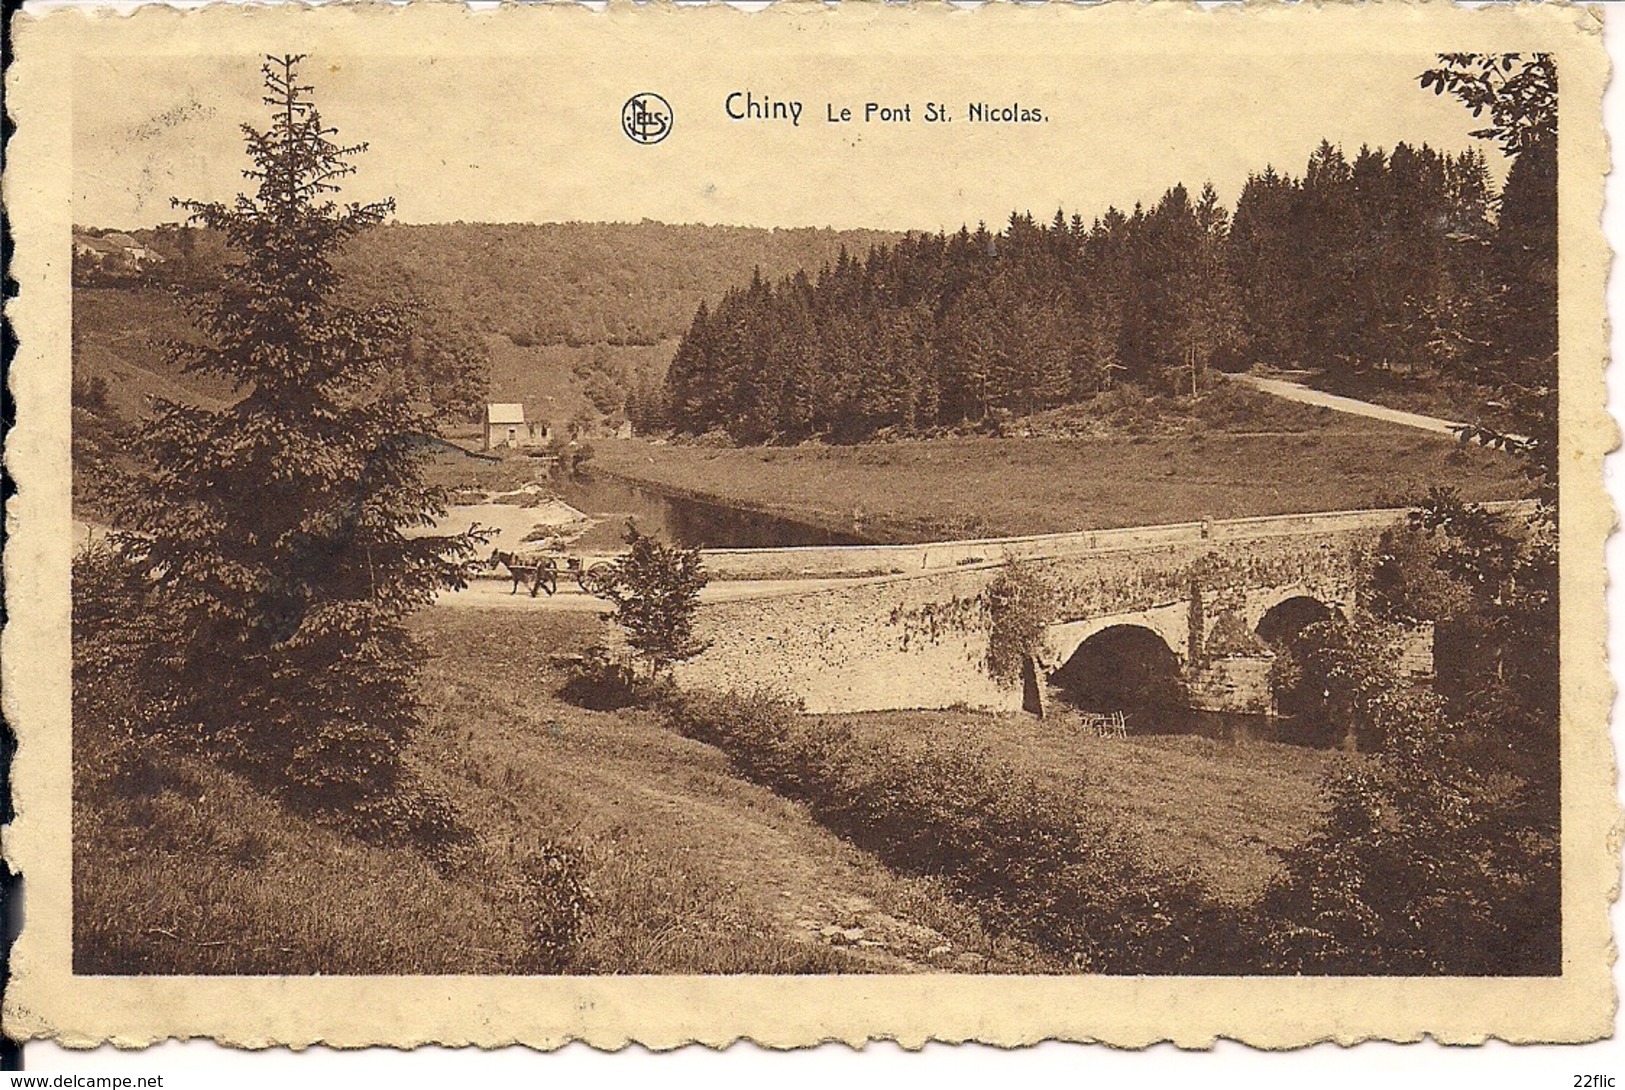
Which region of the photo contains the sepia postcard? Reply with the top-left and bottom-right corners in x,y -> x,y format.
2,0 -> 1617,1051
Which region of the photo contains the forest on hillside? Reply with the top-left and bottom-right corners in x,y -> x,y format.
78,220 -> 901,349
73,220 -> 903,434
660,130 -> 1555,444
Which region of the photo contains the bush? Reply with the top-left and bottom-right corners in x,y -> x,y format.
1260,685 -> 1559,975
515,842 -> 590,972
73,543 -> 192,793
600,523 -> 710,675
559,646 -> 673,711
982,559 -> 1056,688
663,689 -> 1238,973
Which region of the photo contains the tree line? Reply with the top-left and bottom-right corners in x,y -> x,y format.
660,125 -> 1554,445
83,218 -> 901,352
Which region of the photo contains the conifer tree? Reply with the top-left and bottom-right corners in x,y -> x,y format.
113,55 -> 485,834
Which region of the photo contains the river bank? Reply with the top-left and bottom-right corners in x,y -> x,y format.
590,427 -> 1527,541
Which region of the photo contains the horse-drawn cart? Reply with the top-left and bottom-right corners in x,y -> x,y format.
484,548 -> 619,598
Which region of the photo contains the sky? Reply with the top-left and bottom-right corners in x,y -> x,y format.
73,42 -> 1511,233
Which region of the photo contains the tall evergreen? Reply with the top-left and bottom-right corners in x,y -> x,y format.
662,83 -> 1550,443
1421,53 -> 1558,377
113,56 -> 484,833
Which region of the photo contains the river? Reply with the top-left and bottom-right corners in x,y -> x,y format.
547,472 -> 872,550
1124,707 -> 1345,749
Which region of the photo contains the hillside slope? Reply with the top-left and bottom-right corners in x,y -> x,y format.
73,220 -> 903,433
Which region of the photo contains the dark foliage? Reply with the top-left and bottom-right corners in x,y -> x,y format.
1422,53 -> 1558,375
662,128 -> 1533,443
1261,684 -> 1558,975
598,523 -> 710,675
515,842 -> 590,971
99,56 -> 487,841
981,559 -> 1057,689
559,645 -> 674,711
1264,57 -> 1561,969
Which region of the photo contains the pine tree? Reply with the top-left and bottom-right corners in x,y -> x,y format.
112,55 -> 485,835
1229,166 -> 1307,368
1421,53 -> 1558,375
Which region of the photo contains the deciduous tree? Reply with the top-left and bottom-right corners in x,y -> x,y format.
600,523 -> 711,676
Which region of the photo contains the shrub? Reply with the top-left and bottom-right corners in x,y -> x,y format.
560,645 -> 673,711
663,689 -> 1237,973
693,428 -> 736,449
600,523 -> 710,676
73,543 -> 192,795
515,842 -> 590,972
1260,685 -> 1559,975
982,559 -> 1057,688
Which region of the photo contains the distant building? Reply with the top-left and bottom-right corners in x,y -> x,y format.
483,403 -> 551,450
72,232 -> 159,268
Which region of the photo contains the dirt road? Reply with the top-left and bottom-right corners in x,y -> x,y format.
435,573 -> 881,611
1231,374 -> 1464,436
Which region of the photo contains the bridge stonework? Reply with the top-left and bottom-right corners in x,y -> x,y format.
675,510 -> 1407,715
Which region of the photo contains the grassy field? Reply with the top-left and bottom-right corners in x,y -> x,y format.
76,606 -> 1338,973
74,753 -> 567,975
810,708 -> 1338,906
595,422 -> 1527,541
408,609 -> 1036,972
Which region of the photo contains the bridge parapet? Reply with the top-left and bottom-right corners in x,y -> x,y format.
679,503 -> 1525,714
698,502 -> 1531,582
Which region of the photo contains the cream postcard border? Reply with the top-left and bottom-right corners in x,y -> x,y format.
2,0 -> 1616,1049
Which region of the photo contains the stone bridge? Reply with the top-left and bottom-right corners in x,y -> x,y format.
674,506 -> 1503,722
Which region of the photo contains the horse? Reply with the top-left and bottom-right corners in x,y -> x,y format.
489,549 -> 558,597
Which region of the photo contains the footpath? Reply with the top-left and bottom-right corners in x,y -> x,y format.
1229,373 -> 1465,436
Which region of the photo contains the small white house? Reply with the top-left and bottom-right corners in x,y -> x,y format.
483,403 -> 550,450
73,232 -> 159,269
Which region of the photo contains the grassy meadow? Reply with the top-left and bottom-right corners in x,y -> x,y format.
75,607 -> 1340,975
596,413 -> 1526,542
809,709 -> 1338,906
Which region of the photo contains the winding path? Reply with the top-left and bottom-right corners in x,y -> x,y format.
1230,373 -> 1465,436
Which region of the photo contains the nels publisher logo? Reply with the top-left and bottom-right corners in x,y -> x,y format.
621,93 -> 672,145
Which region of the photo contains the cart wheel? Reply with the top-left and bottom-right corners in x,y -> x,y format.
579,562 -> 615,596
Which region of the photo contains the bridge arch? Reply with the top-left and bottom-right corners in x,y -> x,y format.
1048,623 -> 1185,718
1254,592 -> 1342,647
1046,601 -> 1189,671
1252,592 -> 1343,724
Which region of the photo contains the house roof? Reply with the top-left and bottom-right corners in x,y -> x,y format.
73,235 -> 122,254
486,403 -> 526,425
103,233 -> 143,249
